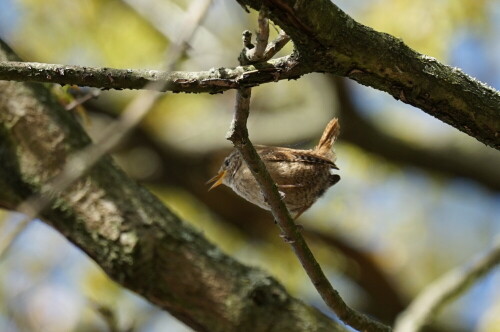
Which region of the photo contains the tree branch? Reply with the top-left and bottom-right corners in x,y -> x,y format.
228,88 -> 390,331
0,0 -> 214,259
3,0 -> 499,149
333,77 -> 500,192
394,237 -> 500,332
0,39 -> 347,332
236,0 -> 500,150
226,21 -> 390,332
83,102 -> 407,324
0,56 -> 307,93
228,88 -> 391,332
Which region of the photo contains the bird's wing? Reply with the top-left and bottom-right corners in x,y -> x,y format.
256,146 -> 339,169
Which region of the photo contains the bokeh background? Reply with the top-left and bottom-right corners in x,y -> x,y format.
0,0 -> 499,331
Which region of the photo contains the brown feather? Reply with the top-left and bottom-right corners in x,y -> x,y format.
208,118 -> 341,219
256,145 -> 338,169
314,118 -> 340,157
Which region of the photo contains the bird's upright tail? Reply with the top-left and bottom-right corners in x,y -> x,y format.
314,118 -> 340,158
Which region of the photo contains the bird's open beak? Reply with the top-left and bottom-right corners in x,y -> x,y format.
206,170 -> 227,191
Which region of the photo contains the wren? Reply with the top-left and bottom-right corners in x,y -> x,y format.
207,118 -> 341,219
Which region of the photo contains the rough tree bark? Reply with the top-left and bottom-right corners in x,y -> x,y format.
0,40 -> 346,332
2,0 -> 497,149
236,0 -> 500,149
1,0 -> 499,331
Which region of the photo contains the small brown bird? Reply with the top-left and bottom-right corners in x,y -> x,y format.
207,118 -> 341,219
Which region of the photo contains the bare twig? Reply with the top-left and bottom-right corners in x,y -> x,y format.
0,56 -> 306,93
0,0 -> 213,260
0,37 -> 349,332
255,8 -> 270,55
122,0 -> 219,50
64,88 -> 101,111
226,13 -> 390,332
239,9 -> 290,64
264,30 -> 291,60
248,8 -> 270,61
238,0 -> 500,150
394,237 -> 500,332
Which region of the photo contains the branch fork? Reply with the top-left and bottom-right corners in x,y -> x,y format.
226,9 -> 390,332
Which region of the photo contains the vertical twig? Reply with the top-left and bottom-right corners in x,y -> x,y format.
253,7 -> 269,60
226,9 -> 390,332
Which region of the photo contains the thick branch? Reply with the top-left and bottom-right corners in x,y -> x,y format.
84,102 -> 407,324
0,41 -> 345,332
0,0 -> 212,260
237,0 -> 500,150
0,56 -> 307,93
2,1 -> 499,149
334,77 -> 500,191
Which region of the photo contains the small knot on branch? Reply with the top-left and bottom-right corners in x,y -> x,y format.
242,30 -> 254,49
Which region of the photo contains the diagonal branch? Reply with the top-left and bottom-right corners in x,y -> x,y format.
0,31 -> 348,332
236,0 -> 500,150
227,88 -> 391,332
84,101 -> 407,324
0,0 -> 213,260
394,237 -> 500,332
226,17 -> 391,332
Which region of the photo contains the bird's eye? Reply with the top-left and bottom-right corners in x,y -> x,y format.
224,159 -> 230,167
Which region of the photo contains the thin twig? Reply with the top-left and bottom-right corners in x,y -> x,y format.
122,0 -> 220,50
255,7 -> 270,54
394,237 -> 500,332
239,9 -> 290,64
0,0 -> 213,260
264,30 -> 291,60
226,12 -> 390,332
248,7 -> 269,61
64,88 -> 101,111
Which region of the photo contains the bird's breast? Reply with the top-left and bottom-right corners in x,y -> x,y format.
227,160 -> 338,214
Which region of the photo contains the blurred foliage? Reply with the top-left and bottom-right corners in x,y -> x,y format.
145,73 -> 335,154
0,0 -> 499,331
349,0 -> 492,59
14,0 -> 167,67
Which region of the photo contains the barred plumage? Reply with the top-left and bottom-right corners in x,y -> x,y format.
208,118 -> 341,219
